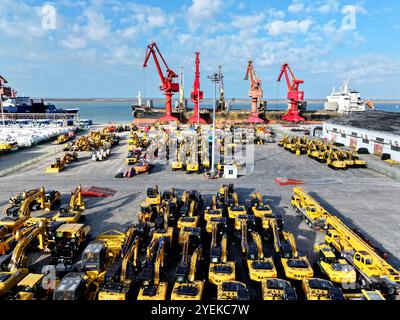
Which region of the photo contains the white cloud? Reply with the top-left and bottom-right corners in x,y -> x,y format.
187,0 -> 223,30
266,19 -> 313,36
317,0 -> 340,14
288,1 -> 305,14
231,14 -> 265,30
83,8 -> 111,41
61,36 -> 87,49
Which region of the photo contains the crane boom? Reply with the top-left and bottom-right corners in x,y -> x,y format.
143,42 -> 179,122
244,60 -> 264,123
277,63 -> 305,123
188,52 -> 206,124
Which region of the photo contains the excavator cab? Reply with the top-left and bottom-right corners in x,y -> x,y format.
53,272 -> 86,301
13,273 -> 46,300
81,241 -> 108,274
217,281 -> 249,300
262,278 -> 297,300
146,186 -> 161,206
302,278 -> 345,300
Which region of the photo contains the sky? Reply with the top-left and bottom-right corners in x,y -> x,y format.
1,0 -> 400,99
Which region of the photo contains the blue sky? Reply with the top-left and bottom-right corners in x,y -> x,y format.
1,0 -> 399,99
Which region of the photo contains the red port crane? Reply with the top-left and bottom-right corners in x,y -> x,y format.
143,42 -> 179,122
244,60 -> 264,123
277,63 -> 305,123
188,52 -> 206,124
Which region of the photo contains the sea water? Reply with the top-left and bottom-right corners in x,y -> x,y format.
56,101 -> 400,123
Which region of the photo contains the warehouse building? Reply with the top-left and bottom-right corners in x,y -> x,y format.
322,111 -> 400,161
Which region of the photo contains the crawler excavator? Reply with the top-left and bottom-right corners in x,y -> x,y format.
0,188 -> 47,232
204,195 -> 223,233
217,281 -> 250,300
0,219 -> 47,296
227,192 -> 247,219
52,185 -> 85,223
137,238 -> 168,300
171,141 -> 185,171
250,192 -> 272,218
262,278 -> 298,300
146,186 -> 161,206
245,231 -> 277,282
209,232 -> 235,285
172,242 -> 204,300
186,139 -> 200,174
98,225 -> 145,300
302,278 -> 345,300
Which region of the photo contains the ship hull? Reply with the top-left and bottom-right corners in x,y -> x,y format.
132,105 -> 340,123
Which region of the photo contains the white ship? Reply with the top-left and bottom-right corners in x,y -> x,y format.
324,80 -> 367,114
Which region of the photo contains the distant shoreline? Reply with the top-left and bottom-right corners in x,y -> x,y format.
40,98 -> 400,104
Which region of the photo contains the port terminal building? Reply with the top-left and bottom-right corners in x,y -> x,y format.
322,111 -> 400,161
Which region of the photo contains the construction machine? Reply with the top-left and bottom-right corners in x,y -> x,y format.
172,245 -> 204,300
53,272 -> 87,300
133,159 -> 151,175
49,223 -> 91,266
277,63 -> 305,123
246,231 -> 277,282
45,158 -> 65,173
186,139 -> 200,174
278,230 -> 314,281
143,42 -> 180,123
1,187 -> 47,231
325,150 -> 347,170
11,273 -> 46,300
209,233 -> 235,285
171,141 -> 185,171
217,281 -> 249,300
244,60 -> 264,123
204,196 -> 223,232
262,278 -> 298,300
137,238 -> 168,300
314,244 -> 357,285
346,149 -> 367,168
227,192 -> 247,219
146,186 -> 161,206
291,187 -> 329,229
345,289 -> 386,300
52,185 -> 85,223
302,278 -> 345,300
126,150 -> 140,165
97,226 -> 143,300
250,192 -> 272,218
0,219 -> 47,296
324,214 -> 400,297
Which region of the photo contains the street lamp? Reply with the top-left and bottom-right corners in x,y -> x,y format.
207,70 -> 223,174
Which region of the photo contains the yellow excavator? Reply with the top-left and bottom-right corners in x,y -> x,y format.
250,192 -> 272,218
227,192 -> 247,219
0,219 -> 47,296
80,230 -> 126,298
186,141 -> 200,174
178,200 -> 199,233
325,150 -> 347,170
302,278 -> 345,300
171,141 -> 185,171
171,243 -> 204,300
279,230 -> 314,281
246,231 -> 277,282
209,232 -> 235,285
262,278 -> 298,300
98,228 -> 140,300
217,281 -> 249,300
137,238 -> 168,300
146,186 -> 161,206
204,196 -> 223,232
52,185 -> 85,223
1,188 -> 47,231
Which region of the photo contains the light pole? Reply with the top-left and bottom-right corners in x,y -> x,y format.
207,71 -> 223,174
